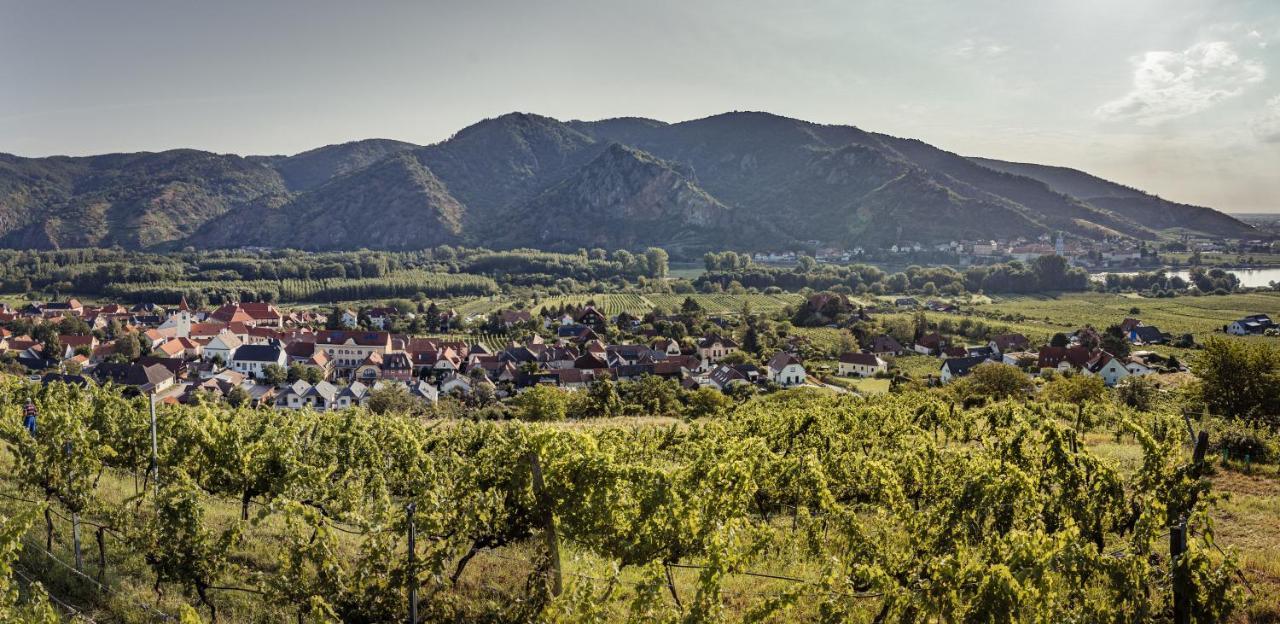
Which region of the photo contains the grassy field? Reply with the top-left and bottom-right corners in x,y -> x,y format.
823,376 -> 891,394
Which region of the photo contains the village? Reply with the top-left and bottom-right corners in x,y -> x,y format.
3,292 -> 1274,412
763,233 -> 1280,269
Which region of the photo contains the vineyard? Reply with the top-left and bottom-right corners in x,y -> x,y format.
979,292 -> 1280,339
533,293 -> 806,318
102,271 -> 499,304
0,379 -> 1260,623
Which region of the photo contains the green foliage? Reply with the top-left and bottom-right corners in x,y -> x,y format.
0,379 -> 1248,621
1194,337 -> 1280,424
1041,373 -> 1107,405
515,385 -> 571,422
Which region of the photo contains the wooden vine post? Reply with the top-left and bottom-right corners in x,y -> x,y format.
527,451 -> 562,596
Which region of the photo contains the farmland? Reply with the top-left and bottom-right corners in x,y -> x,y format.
977,291 -> 1280,339
529,292 -> 805,318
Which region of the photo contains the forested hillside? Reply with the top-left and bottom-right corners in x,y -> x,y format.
0,112 -> 1257,254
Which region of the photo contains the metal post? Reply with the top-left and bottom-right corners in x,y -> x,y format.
406,502 -> 417,624
72,512 -> 83,571
149,392 -> 159,497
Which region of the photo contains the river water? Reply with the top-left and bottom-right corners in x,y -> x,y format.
1090,268 -> 1280,288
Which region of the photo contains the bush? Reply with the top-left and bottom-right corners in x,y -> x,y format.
1041,374 -> 1107,405
1205,418 -> 1279,464
1114,376 -> 1157,411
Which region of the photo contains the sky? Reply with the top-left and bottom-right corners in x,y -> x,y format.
3,0 -> 1279,213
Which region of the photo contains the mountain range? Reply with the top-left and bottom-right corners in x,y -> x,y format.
0,112 -> 1256,255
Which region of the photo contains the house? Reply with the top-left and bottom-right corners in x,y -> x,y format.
497,309 -> 533,329
966,345 -> 997,359
1036,346 -> 1096,373
652,338 -> 683,357
284,342 -> 332,378
868,335 -> 904,357
365,307 -> 399,330
339,309 -> 359,329
837,352 -> 886,378
93,362 -> 176,394
926,300 -> 958,313
1001,351 -> 1039,369
1128,325 -> 1168,345
1083,353 -> 1131,387
275,380 -> 339,411
354,351 -> 415,383
894,298 -> 919,309
203,332 -> 242,364
697,334 -> 739,365
335,382 -> 370,409
229,342 -> 286,379
913,332 -> 945,356
314,330 -> 392,373
988,333 -> 1029,354
57,334 -> 98,359
766,352 -> 806,387
575,306 -> 608,329
440,372 -> 474,396
939,356 -> 992,384
209,303 -> 254,326
1227,314 -> 1275,335
708,364 -> 758,390
154,337 -> 201,360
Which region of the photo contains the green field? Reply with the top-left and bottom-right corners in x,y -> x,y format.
978,291 -> 1280,339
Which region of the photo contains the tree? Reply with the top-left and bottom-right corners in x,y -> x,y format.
1050,333 -> 1070,348
367,384 -> 420,416
644,247 -> 669,279
583,379 -> 622,418
1101,324 -> 1131,358
1114,376 -> 1158,411
684,387 -> 733,419
262,363 -> 287,386
1041,374 -> 1106,405
514,385 -> 570,422
114,333 -> 142,361
1195,337 -> 1280,423
960,363 -> 1034,400
302,366 -> 325,385
225,386 -> 251,408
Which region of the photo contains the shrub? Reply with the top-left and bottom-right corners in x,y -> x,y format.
1205,418 -> 1279,464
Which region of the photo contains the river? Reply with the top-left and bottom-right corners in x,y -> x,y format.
1090,268 -> 1280,288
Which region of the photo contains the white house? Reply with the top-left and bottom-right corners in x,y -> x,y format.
766,352 -> 806,387
1228,314 -> 1274,336
340,309 -> 359,329
837,352 -> 886,378
1083,353 -> 1130,387
203,332 -> 242,364
229,342 -> 286,379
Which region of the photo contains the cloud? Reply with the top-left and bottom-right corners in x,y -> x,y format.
1253,95 -> 1280,143
950,38 -> 1009,60
1095,41 -> 1265,125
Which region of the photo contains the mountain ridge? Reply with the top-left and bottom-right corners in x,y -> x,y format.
0,111 -> 1257,253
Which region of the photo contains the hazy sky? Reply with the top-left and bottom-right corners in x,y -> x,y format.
3,0 -> 1279,213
